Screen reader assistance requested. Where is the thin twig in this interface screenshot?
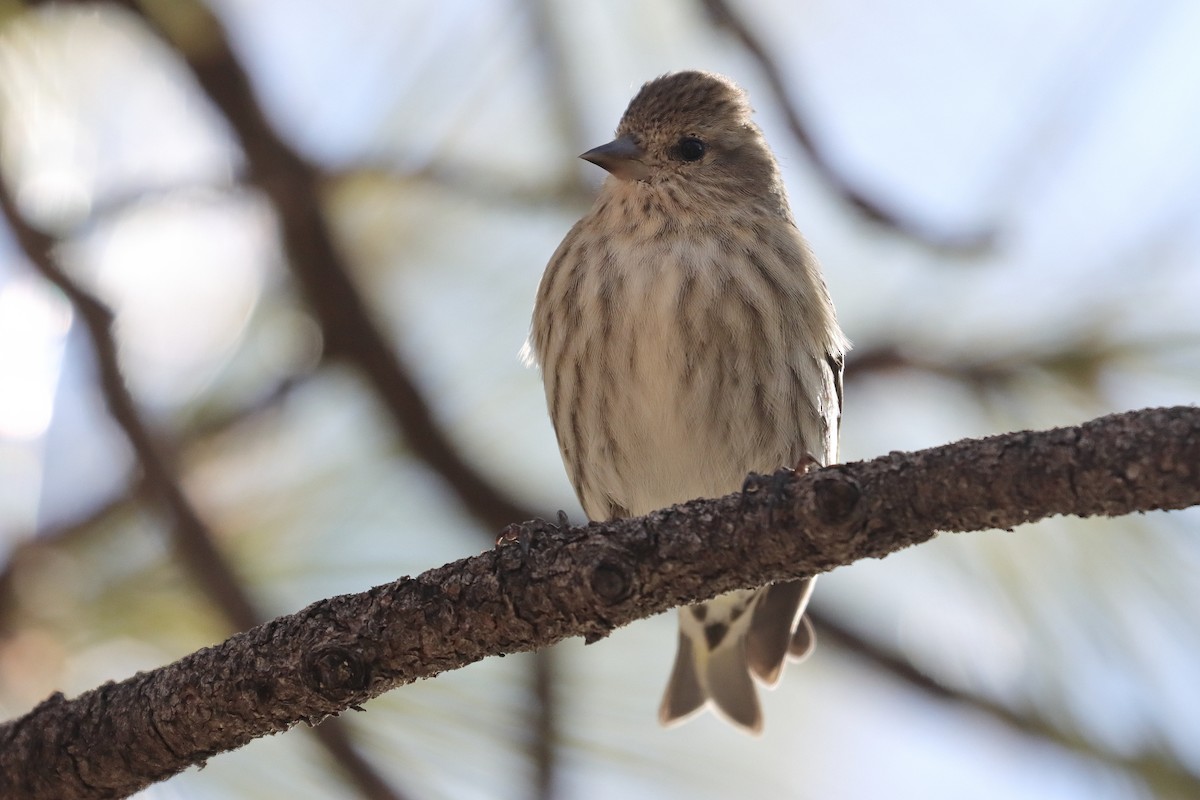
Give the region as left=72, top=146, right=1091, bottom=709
left=348, top=158, right=592, bottom=211
left=526, top=0, right=593, bottom=197
left=810, top=607, right=1199, bottom=796
left=700, top=0, right=995, bottom=254
left=0, top=367, right=316, bottom=632
left=844, top=336, right=1200, bottom=392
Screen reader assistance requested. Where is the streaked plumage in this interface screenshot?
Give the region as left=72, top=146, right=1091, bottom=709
left=525, top=71, right=847, bottom=733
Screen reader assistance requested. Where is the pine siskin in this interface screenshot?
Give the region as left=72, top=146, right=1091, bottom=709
left=524, top=70, right=848, bottom=733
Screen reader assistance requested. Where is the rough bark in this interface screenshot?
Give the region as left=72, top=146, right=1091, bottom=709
left=0, top=406, right=1196, bottom=800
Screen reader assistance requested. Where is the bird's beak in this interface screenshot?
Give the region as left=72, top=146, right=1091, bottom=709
left=580, top=135, right=649, bottom=182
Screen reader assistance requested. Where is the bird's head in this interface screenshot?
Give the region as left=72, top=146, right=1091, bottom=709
left=580, top=71, right=782, bottom=206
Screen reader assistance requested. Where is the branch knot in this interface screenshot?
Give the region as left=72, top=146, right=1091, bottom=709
left=811, top=470, right=864, bottom=529
left=304, top=644, right=371, bottom=704
left=590, top=560, right=632, bottom=605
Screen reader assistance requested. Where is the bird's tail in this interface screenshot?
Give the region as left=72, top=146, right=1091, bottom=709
left=658, top=578, right=816, bottom=734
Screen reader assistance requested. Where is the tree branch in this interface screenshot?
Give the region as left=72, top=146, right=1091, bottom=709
left=0, top=406, right=1195, bottom=799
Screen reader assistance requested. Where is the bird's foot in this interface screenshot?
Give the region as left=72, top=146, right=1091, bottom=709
left=793, top=452, right=822, bottom=475
left=760, top=454, right=822, bottom=525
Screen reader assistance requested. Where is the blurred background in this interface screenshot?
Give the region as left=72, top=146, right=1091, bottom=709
left=1, top=0, right=1199, bottom=798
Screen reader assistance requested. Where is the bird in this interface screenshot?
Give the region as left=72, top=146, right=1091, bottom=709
left=523, top=70, right=847, bottom=733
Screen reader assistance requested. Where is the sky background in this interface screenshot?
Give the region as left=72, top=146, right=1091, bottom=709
left=1, top=1, right=1199, bottom=798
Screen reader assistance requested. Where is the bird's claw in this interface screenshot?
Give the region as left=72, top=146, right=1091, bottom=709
left=495, top=511, right=572, bottom=557
left=794, top=452, right=822, bottom=475
left=495, top=523, right=532, bottom=555
left=764, top=469, right=795, bottom=526
left=740, top=470, right=765, bottom=511
left=762, top=453, right=824, bottom=524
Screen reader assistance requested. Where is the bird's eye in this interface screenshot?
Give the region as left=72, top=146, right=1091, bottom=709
left=676, top=137, right=706, bottom=162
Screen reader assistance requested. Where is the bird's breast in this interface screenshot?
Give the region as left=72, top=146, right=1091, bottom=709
left=567, top=223, right=803, bottom=517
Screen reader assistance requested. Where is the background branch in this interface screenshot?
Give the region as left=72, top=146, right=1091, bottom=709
left=87, top=3, right=567, bottom=795
left=27, top=0, right=555, bottom=794
left=0, top=123, right=406, bottom=800
left=814, top=614, right=1200, bottom=796
left=699, top=0, right=995, bottom=253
